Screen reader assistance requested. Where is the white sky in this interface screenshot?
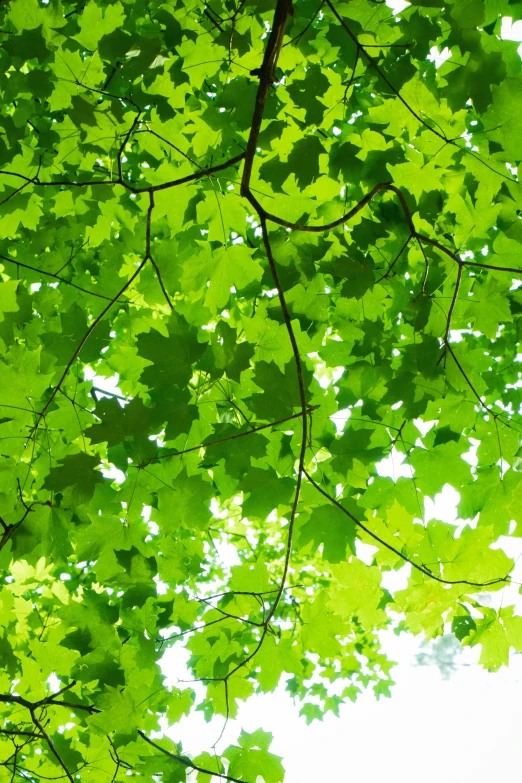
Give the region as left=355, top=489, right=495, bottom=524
left=158, top=468, right=522, bottom=783
left=161, top=635, right=522, bottom=783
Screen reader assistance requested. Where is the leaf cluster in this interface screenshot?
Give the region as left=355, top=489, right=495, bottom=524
left=1, top=0, right=522, bottom=780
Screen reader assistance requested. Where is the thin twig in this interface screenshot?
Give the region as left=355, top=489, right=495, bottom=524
left=138, top=731, right=247, bottom=783
left=303, top=468, right=510, bottom=588
left=137, top=406, right=318, bottom=467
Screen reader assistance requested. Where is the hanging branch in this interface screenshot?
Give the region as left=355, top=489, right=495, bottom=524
left=303, top=469, right=511, bottom=588
left=138, top=731, right=247, bottom=783
left=241, top=0, right=294, bottom=196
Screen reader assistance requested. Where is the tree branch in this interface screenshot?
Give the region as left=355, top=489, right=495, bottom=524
left=30, top=709, right=74, bottom=783
left=144, top=152, right=246, bottom=193
left=326, top=0, right=448, bottom=142
left=463, top=260, right=522, bottom=275
left=259, top=216, right=308, bottom=624
left=0, top=253, right=127, bottom=302
left=303, top=468, right=510, bottom=587
left=443, top=262, right=462, bottom=347
left=241, top=0, right=293, bottom=196
left=138, top=405, right=318, bottom=467
left=246, top=181, right=415, bottom=233
left=138, top=731, right=247, bottom=783
left=29, top=192, right=155, bottom=437
left=376, top=235, right=412, bottom=282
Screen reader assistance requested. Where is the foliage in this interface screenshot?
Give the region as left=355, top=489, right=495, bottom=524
left=1, top=0, right=522, bottom=779
left=415, top=633, right=464, bottom=679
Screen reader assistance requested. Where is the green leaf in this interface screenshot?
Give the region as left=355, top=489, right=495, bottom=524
left=298, top=504, right=357, bottom=563
left=224, top=736, right=285, bottom=783
left=409, top=441, right=472, bottom=496
left=181, top=245, right=263, bottom=315
left=43, top=453, right=103, bottom=502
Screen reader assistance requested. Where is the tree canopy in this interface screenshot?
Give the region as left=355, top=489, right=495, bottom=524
left=1, top=0, right=522, bottom=779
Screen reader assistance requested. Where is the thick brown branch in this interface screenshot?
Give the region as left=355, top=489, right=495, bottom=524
left=241, top=0, right=293, bottom=196
left=217, top=215, right=313, bottom=684
left=0, top=687, right=100, bottom=717
left=418, top=235, right=462, bottom=264
left=204, top=6, right=225, bottom=32
left=246, top=182, right=415, bottom=233
left=463, top=260, right=522, bottom=275
left=0, top=694, right=32, bottom=708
